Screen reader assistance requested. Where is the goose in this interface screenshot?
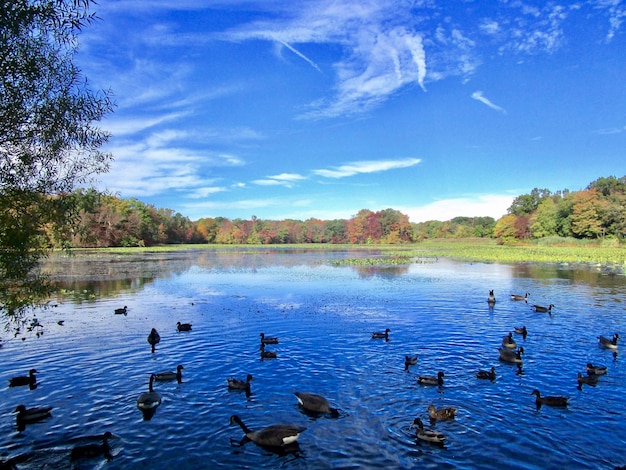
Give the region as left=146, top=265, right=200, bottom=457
left=411, top=418, right=445, bottom=445
left=427, top=404, right=457, bottom=421
left=229, top=415, right=306, bottom=448
left=502, top=332, right=517, bottom=349
left=514, top=326, right=528, bottom=339
left=577, top=372, right=599, bottom=387
left=70, top=431, right=117, bottom=461
left=114, top=306, right=127, bottom=315
left=476, top=366, right=496, bottom=381
left=531, top=389, right=569, bottom=407
left=260, top=344, right=277, bottom=359
left=531, top=304, right=554, bottom=313
left=154, top=364, right=184, bottom=383
left=9, top=369, right=37, bottom=388
left=499, top=347, right=524, bottom=364
left=371, top=328, right=390, bottom=340
left=511, top=293, right=530, bottom=301
left=404, top=355, right=418, bottom=371
left=295, top=392, right=339, bottom=417
left=487, top=290, right=496, bottom=304
left=260, top=333, right=279, bottom=345
left=227, top=374, right=253, bottom=391
left=586, top=363, right=607, bottom=375
left=418, top=371, right=444, bottom=386
left=177, top=322, right=192, bottom=332
left=147, top=328, right=160, bottom=352
left=598, top=333, right=619, bottom=350
left=13, top=404, right=52, bottom=425
left=137, top=374, right=161, bottom=411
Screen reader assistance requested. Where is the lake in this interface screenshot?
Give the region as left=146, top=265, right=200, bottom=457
left=1, top=247, right=624, bottom=469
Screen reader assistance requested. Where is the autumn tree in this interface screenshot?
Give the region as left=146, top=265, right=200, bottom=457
left=570, top=190, right=607, bottom=238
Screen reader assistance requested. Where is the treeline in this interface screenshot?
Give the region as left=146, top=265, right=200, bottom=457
left=54, top=175, right=625, bottom=248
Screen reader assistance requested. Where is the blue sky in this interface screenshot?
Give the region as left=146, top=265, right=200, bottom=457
left=77, top=1, right=626, bottom=223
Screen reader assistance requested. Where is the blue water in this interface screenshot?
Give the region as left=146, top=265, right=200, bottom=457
left=1, top=249, right=625, bottom=469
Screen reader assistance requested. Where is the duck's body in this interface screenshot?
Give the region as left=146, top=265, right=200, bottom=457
left=260, top=345, right=277, bottom=358
left=511, top=293, right=530, bottom=301
left=531, top=389, right=569, bottom=407
left=114, top=306, right=127, bottom=315
left=411, top=418, right=445, bottom=445
left=502, top=332, right=517, bottom=349
left=70, top=431, right=116, bottom=461
left=586, top=363, right=607, bottom=375
left=514, top=326, right=528, bottom=339
left=418, top=371, right=444, bottom=386
left=137, top=375, right=161, bottom=411
left=372, top=328, right=390, bottom=340
left=598, top=333, right=619, bottom=350
left=499, top=347, right=524, bottom=364
left=577, top=372, right=599, bottom=386
left=404, top=355, right=418, bottom=371
left=147, top=328, right=160, bottom=350
left=476, top=366, right=496, bottom=381
left=154, top=364, right=184, bottom=383
left=487, top=290, right=496, bottom=304
left=427, top=404, right=457, bottom=420
left=177, top=322, right=192, bottom=332
left=259, top=333, right=279, bottom=345
left=9, top=369, right=37, bottom=388
left=13, top=405, right=52, bottom=424
left=295, top=392, right=339, bottom=417
left=227, top=374, right=253, bottom=391
left=532, top=304, right=554, bottom=313
left=230, top=415, right=306, bottom=448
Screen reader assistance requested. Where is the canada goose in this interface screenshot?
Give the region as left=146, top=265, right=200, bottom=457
left=514, top=326, right=528, bottom=339
left=9, top=369, right=37, bottom=388
left=418, top=371, right=444, bottom=386
left=371, top=328, right=390, bottom=339
left=586, top=363, right=607, bottom=375
left=229, top=415, right=306, bottom=448
left=114, top=306, right=127, bottom=315
left=499, top=347, right=524, bottom=364
left=154, top=364, right=184, bottom=383
left=147, top=328, right=160, bottom=352
left=487, top=290, right=496, bottom=304
left=137, top=374, right=161, bottom=411
left=260, top=333, right=279, bottom=344
left=177, top=322, right=192, bottom=332
left=531, top=389, right=569, bottom=407
left=411, top=418, right=445, bottom=445
left=427, top=404, right=457, bottom=420
left=295, top=392, right=339, bottom=417
left=13, top=405, right=52, bottom=429
left=260, top=344, right=277, bottom=359
left=598, top=333, right=619, bottom=350
left=511, top=293, right=530, bottom=301
left=476, top=366, right=496, bottom=381
left=502, top=332, right=517, bottom=349
left=531, top=304, right=554, bottom=313
left=70, top=431, right=117, bottom=461
left=577, top=372, right=599, bottom=387
left=404, top=355, right=418, bottom=371
left=227, top=374, right=253, bottom=391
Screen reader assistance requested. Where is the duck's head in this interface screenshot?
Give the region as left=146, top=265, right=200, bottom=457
left=411, top=418, right=424, bottom=429
left=177, top=365, right=184, bottom=371
left=530, top=389, right=541, bottom=397
left=246, top=374, right=254, bottom=382
left=29, top=369, right=37, bottom=375
left=437, top=371, right=445, bottom=378
left=13, top=405, right=26, bottom=413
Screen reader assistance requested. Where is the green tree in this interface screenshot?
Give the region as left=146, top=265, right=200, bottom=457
left=531, top=198, right=559, bottom=238
left=1, top=0, right=114, bottom=323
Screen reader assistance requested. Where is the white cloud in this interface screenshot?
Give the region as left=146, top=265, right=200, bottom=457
left=471, top=91, right=506, bottom=113
left=397, top=194, right=514, bottom=223
left=314, top=158, right=421, bottom=178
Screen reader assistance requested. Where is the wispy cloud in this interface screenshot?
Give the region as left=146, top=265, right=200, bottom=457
left=313, top=157, right=421, bottom=178
left=471, top=91, right=506, bottom=113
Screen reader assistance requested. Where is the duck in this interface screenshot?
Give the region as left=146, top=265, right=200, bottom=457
left=9, top=369, right=37, bottom=388
left=260, top=344, right=277, bottom=359
left=577, top=372, right=599, bottom=387
left=229, top=415, right=306, bottom=448
left=176, top=322, right=192, bottom=332
left=531, top=389, right=569, bottom=407
left=586, top=363, right=607, bottom=375
left=511, top=292, right=530, bottom=301
left=259, top=333, right=279, bottom=345
left=70, top=431, right=117, bottom=461
left=427, top=404, right=457, bottom=420
left=598, top=333, right=619, bottom=350
left=487, top=290, right=496, bottom=304
left=531, top=304, right=554, bottom=313
left=137, top=374, right=161, bottom=411
left=13, top=404, right=52, bottom=425
left=502, top=332, right=517, bottom=349
left=476, top=366, right=496, bottom=381
left=114, top=306, right=127, bottom=315
left=404, top=355, right=418, bottom=371
left=514, top=326, right=528, bottom=339
left=418, top=371, right=444, bottom=386
left=295, top=392, right=339, bottom=417
left=147, top=328, right=160, bottom=352
left=499, top=347, right=524, bottom=364
left=154, top=364, right=184, bottom=383
left=371, top=328, right=390, bottom=340
left=227, top=374, right=253, bottom=391
left=411, top=418, right=445, bottom=445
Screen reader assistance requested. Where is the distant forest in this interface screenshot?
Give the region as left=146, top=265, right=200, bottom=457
left=53, top=175, right=626, bottom=248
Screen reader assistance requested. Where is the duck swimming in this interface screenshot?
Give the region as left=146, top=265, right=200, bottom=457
left=114, top=306, right=127, bottom=315
left=586, top=363, right=607, bottom=375
left=137, top=374, right=161, bottom=412
left=9, top=369, right=37, bottom=388
left=260, top=344, right=277, bottom=359
left=476, top=366, right=496, bottom=381
left=230, top=415, right=306, bottom=448
left=531, top=304, right=554, bottom=313
left=598, top=333, right=619, bottom=350
left=427, top=404, right=457, bottom=421
left=295, top=392, right=339, bottom=417
left=502, top=332, right=517, bottom=349
left=260, top=333, right=279, bottom=345
left=147, top=328, right=160, bottom=352
left=372, top=328, right=390, bottom=340
left=411, top=418, right=445, bottom=445
left=70, top=431, right=117, bottom=461
left=177, top=322, right=192, bottom=332
left=531, top=389, right=569, bottom=408
left=418, top=371, right=444, bottom=386
left=13, top=404, right=52, bottom=426
left=577, top=372, right=599, bottom=388
left=227, top=374, right=253, bottom=392
left=511, top=293, right=530, bottom=301
left=487, top=290, right=496, bottom=305
left=514, top=326, right=528, bottom=339
left=499, top=347, right=524, bottom=364
left=404, top=355, right=418, bottom=371
left=154, top=364, right=184, bottom=383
